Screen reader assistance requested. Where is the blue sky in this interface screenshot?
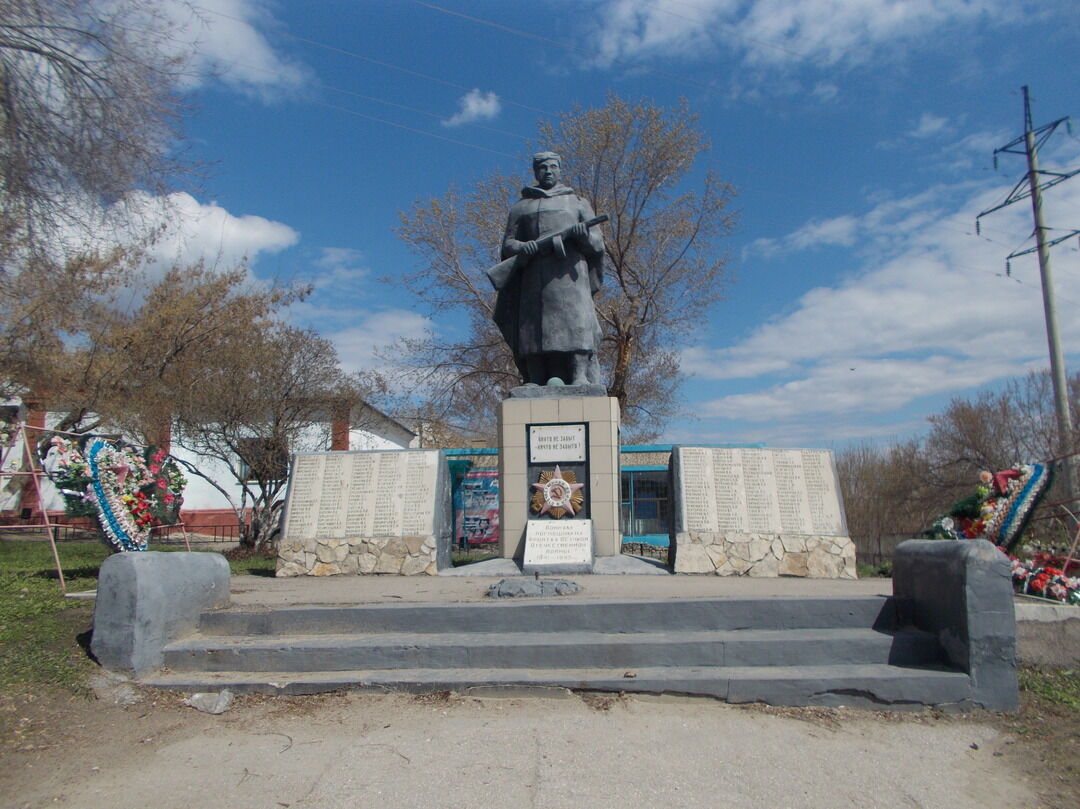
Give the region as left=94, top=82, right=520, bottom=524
left=135, top=0, right=1080, bottom=449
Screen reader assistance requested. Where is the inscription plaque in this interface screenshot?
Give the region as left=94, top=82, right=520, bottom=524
left=283, top=450, right=439, bottom=540
left=529, top=423, right=586, bottom=463
left=676, top=447, right=846, bottom=536
left=523, top=518, right=593, bottom=573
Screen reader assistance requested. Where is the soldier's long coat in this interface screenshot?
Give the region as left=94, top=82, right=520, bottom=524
left=494, top=184, right=604, bottom=369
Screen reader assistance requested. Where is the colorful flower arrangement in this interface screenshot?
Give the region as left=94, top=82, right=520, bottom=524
left=47, top=436, right=186, bottom=552
left=924, top=463, right=1053, bottom=553
left=1010, top=553, right=1080, bottom=605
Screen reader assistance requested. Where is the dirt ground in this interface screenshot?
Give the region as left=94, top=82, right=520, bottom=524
left=1, top=678, right=1076, bottom=809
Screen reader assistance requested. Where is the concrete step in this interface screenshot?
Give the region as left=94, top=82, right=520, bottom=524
left=163, top=627, right=941, bottom=673
left=142, top=663, right=972, bottom=708
left=198, top=596, right=900, bottom=636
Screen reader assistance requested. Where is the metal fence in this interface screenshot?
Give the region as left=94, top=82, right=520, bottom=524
left=156, top=524, right=239, bottom=544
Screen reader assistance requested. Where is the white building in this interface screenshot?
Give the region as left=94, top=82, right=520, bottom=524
left=0, top=397, right=417, bottom=534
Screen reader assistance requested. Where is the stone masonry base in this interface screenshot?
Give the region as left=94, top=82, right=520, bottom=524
left=671, top=532, right=856, bottom=578
left=276, top=535, right=439, bottom=577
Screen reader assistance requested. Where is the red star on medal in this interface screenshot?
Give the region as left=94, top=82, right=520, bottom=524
left=531, top=464, right=586, bottom=517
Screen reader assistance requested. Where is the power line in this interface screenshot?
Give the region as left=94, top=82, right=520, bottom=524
left=306, top=99, right=518, bottom=160
left=226, top=58, right=532, bottom=144
left=410, top=0, right=717, bottom=91
left=192, top=2, right=1080, bottom=277
left=191, top=3, right=553, bottom=117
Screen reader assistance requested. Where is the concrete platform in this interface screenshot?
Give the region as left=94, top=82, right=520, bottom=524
left=92, top=544, right=1041, bottom=710
left=226, top=570, right=893, bottom=607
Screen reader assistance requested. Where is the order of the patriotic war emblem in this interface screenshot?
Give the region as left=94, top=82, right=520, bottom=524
left=530, top=464, right=585, bottom=519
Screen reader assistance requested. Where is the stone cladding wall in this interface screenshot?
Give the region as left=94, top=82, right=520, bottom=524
left=276, top=535, right=438, bottom=577
left=671, top=532, right=856, bottom=578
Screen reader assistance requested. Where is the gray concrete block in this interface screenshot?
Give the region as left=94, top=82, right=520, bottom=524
left=92, top=551, right=231, bottom=675
left=487, top=578, right=583, bottom=598
left=893, top=539, right=1017, bottom=710
left=198, top=596, right=893, bottom=637
left=163, top=626, right=940, bottom=674
left=1017, top=617, right=1080, bottom=666
left=509, top=383, right=607, bottom=399
left=439, top=557, right=524, bottom=577
left=591, top=555, right=669, bottom=574
left=724, top=664, right=972, bottom=708
left=522, top=561, right=593, bottom=576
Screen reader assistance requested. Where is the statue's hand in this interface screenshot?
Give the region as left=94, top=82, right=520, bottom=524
left=520, top=240, right=538, bottom=257
left=569, top=222, right=588, bottom=243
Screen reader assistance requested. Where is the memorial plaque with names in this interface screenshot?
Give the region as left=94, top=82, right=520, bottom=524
left=523, top=518, right=593, bottom=573
left=529, top=423, right=587, bottom=464
left=676, top=447, right=846, bottom=536
left=283, top=450, right=440, bottom=540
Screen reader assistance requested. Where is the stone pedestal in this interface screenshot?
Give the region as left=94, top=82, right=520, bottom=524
left=498, top=396, right=621, bottom=561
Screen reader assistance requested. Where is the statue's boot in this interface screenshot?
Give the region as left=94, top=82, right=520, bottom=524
left=570, top=352, right=591, bottom=386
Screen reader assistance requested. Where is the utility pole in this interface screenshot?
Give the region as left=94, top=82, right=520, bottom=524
left=977, top=87, right=1080, bottom=509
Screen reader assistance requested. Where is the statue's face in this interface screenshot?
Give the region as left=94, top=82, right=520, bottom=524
left=534, top=159, right=561, bottom=189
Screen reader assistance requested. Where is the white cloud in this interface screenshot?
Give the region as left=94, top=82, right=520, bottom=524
left=690, top=142, right=1080, bottom=426
left=329, top=310, right=433, bottom=372
left=591, top=0, right=737, bottom=67
left=747, top=185, right=972, bottom=259
left=700, top=356, right=1025, bottom=422
left=442, top=89, right=501, bottom=127
left=586, top=0, right=1025, bottom=70
left=116, top=0, right=310, bottom=98
left=811, top=82, right=839, bottom=103
left=136, top=191, right=299, bottom=272
left=909, top=113, right=950, bottom=139
left=739, top=0, right=1010, bottom=68
left=311, top=247, right=369, bottom=289
left=750, top=214, right=859, bottom=257
left=682, top=345, right=792, bottom=380
left=665, top=417, right=935, bottom=448
left=936, top=129, right=1010, bottom=172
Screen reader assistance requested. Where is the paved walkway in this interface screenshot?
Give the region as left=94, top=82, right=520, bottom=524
left=5, top=689, right=1037, bottom=809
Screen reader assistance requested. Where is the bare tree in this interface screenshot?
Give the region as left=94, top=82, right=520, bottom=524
left=395, top=94, right=737, bottom=440
left=10, top=264, right=305, bottom=452
left=837, top=370, right=1080, bottom=556
left=926, top=371, right=1080, bottom=486
left=543, top=95, right=737, bottom=423
left=170, top=322, right=370, bottom=549
left=835, top=440, right=942, bottom=563
left=0, top=0, right=194, bottom=395
left=0, top=0, right=189, bottom=257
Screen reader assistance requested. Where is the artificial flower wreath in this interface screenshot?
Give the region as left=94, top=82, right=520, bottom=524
left=924, top=463, right=1052, bottom=553
left=47, top=436, right=186, bottom=552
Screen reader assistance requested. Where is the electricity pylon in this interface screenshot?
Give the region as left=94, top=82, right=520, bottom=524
left=976, top=86, right=1080, bottom=510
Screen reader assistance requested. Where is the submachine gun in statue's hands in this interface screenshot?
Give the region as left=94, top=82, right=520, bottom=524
left=484, top=214, right=608, bottom=291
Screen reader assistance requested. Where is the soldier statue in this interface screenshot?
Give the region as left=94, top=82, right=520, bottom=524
left=488, top=152, right=606, bottom=389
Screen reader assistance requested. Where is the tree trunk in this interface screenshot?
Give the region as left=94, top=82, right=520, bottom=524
left=608, top=327, right=636, bottom=415
left=238, top=487, right=255, bottom=549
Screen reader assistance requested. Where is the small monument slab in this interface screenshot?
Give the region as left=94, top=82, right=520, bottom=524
left=523, top=518, right=593, bottom=575
left=529, top=423, right=586, bottom=463
left=670, top=446, right=856, bottom=578
left=276, top=449, right=452, bottom=577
